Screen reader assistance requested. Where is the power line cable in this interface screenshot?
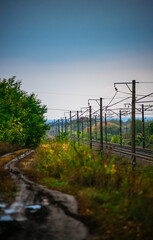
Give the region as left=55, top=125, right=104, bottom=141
left=136, top=93, right=153, bottom=102
left=117, top=90, right=132, bottom=95
left=106, top=91, right=118, bottom=108
left=28, top=91, right=102, bottom=97
left=107, top=96, right=131, bottom=108
left=48, top=108, right=76, bottom=111
left=138, top=82, right=153, bottom=83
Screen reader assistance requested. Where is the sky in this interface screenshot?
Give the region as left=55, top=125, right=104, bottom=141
left=0, top=0, right=153, bottom=119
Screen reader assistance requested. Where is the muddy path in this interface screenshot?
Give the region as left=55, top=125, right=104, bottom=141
left=0, top=151, right=89, bottom=240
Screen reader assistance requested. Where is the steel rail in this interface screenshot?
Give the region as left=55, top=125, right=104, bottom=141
left=83, top=139, right=153, bottom=162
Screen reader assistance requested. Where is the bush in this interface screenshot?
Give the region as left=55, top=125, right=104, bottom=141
left=111, top=135, right=120, bottom=143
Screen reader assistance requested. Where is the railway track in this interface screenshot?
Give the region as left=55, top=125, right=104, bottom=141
left=82, top=139, right=153, bottom=164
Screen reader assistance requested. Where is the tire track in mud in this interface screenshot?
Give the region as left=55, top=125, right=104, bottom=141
left=0, top=151, right=89, bottom=240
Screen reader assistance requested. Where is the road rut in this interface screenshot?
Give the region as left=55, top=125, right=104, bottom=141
left=0, top=151, right=88, bottom=240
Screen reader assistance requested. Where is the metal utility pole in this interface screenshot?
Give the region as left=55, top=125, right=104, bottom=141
left=77, top=111, right=80, bottom=142
left=89, top=106, right=92, bottom=149
left=131, top=80, right=136, bottom=169
left=53, top=120, right=55, bottom=136
left=100, top=97, right=103, bottom=151
left=53, top=121, right=54, bottom=136
left=95, top=115, right=97, bottom=142
left=142, top=104, right=145, bottom=149
left=114, top=80, right=138, bottom=169
left=70, top=111, right=72, bottom=139
left=55, top=120, right=57, bottom=135
left=58, top=119, right=60, bottom=135
left=119, top=110, right=122, bottom=146
left=87, top=118, right=89, bottom=139
left=81, top=118, right=84, bottom=139
left=61, top=119, right=63, bottom=134
left=65, top=117, right=67, bottom=134
left=105, top=113, right=107, bottom=144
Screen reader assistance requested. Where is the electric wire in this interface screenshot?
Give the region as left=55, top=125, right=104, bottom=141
left=117, top=90, right=132, bottom=95
left=105, top=91, right=118, bottom=108
left=138, top=82, right=153, bottom=83
left=50, top=83, right=153, bottom=121
left=136, top=93, right=153, bottom=102
left=80, top=109, right=89, bottom=117
left=48, top=108, right=76, bottom=111
left=106, top=96, right=131, bottom=108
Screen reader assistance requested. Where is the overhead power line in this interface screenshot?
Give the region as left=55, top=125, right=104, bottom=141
left=106, top=91, right=118, bottom=108
left=138, top=82, right=153, bottom=83
left=48, top=108, right=76, bottom=111
left=28, top=91, right=101, bottom=97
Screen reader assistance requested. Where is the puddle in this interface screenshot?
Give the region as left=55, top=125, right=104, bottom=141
left=0, top=204, right=6, bottom=208
left=25, top=205, right=41, bottom=210
left=0, top=205, right=42, bottom=222
left=4, top=209, right=15, bottom=214
left=25, top=204, right=42, bottom=213
left=0, top=215, right=13, bottom=221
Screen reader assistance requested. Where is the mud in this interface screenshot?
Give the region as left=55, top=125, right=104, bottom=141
left=0, top=151, right=88, bottom=240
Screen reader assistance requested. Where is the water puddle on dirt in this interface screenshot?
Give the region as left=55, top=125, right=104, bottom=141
left=0, top=204, right=43, bottom=222
left=4, top=209, right=15, bottom=214
left=0, top=204, right=6, bottom=209
left=0, top=215, right=13, bottom=221
left=25, top=204, right=41, bottom=210
left=25, top=204, right=42, bottom=213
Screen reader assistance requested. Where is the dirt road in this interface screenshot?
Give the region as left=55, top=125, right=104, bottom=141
left=0, top=151, right=88, bottom=240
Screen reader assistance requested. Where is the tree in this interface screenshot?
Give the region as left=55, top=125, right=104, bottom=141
left=0, top=76, right=49, bottom=148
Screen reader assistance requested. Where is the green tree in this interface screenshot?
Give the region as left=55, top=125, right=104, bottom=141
left=0, top=76, right=49, bottom=148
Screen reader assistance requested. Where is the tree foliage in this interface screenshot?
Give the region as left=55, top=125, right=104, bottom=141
left=0, top=76, right=49, bottom=148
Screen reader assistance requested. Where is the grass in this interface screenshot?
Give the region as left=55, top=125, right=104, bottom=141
left=18, top=137, right=153, bottom=240
left=0, top=148, right=29, bottom=201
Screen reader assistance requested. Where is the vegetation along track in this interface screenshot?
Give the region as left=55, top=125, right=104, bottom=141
left=0, top=151, right=88, bottom=240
